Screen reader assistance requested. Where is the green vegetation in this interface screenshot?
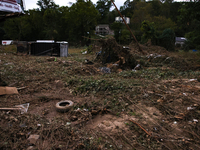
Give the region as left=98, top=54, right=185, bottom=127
left=1, top=45, right=200, bottom=149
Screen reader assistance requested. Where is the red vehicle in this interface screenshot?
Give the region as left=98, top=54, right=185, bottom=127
left=0, top=0, right=24, bottom=20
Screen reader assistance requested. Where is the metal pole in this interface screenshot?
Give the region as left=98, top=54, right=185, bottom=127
left=110, top=0, right=145, bottom=54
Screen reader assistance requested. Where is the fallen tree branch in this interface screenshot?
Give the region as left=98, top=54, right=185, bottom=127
left=0, top=108, right=21, bottom=111
left=128, top=119, right=151, bottom=136
left=110, top=0, right=146, bottom=54
left=17, top=87, right=27, bottom=90
left=184, top=129, right=200, bottom=140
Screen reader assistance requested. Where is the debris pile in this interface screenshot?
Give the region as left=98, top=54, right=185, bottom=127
left=0, top=43, right=200, bottom=149
left=95, top=37, right=137, bottom=69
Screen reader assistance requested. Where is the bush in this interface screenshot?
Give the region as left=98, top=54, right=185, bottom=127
left=158, top=28, right=175, bottom=51
left=185, top=31, right=200, bottom=51
left=140, top=21, right=157, bottom=44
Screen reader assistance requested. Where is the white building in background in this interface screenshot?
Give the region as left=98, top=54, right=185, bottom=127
left=175, top=37, right=187, bottom=47
left=115, top=16, right=130, bottom=24
left=95, top=24, right=114, bottom=35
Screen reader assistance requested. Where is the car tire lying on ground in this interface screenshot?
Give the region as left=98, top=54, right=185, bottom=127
left=56, top=100, right=74, bottom=113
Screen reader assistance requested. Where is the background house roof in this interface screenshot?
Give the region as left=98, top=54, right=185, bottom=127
left=176, top=37, right=186, bottom=42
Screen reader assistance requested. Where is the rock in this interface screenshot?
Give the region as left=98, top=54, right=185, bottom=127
left=55, top=80, right=64, bottom=89
left=27, top=146, right=35, bottom=150
left=28, top=134, right=40, bottom=145
left=71, top=116, right=78, bottom=121
left=153, top=113, right=158, bottom=116
left=91, top=110, right=98, bottom=115
left=10, top=116, right=18, bottom=122
left=46, top=57, right=55, bottom=61
left=117, top=69, right=123, bottom=73
left=98, top=67, right=111, bottom=74
left=85, top=59, right=94, bottom=65
left=133, top=64, right=141, bottom=70
left=157, top=99, right=163, bottom=103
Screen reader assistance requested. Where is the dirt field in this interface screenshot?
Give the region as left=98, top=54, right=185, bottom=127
left=0, top=42, right=200, bottom=150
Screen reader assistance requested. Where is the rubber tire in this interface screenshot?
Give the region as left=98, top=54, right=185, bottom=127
left=56, top=100, right=74, bottom=113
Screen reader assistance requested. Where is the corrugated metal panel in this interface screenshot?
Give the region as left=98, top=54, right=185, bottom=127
left=60, top=43, right=68, bottom=57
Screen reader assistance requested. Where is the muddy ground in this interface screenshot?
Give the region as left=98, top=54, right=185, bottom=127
left=0, top=42, right=200, bottom=150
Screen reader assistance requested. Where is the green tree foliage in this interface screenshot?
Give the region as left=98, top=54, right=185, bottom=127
left=0, top=27, right=5, bottom=41
left=4, top=0, right=59, bottom=41
left=37, top=0, right=58, bottom=11
left=127, top=0, right=177, bottom=50
left=131, top=1, right=153, bottom=30
left=130, top=1, right=176, bottom=32
left=107, top=9, right=119, bottom=24
left=4, top=18, right=21, bottom=40
left=152, top=16, right=176, bottom=34
left=96, top=0, right=113, bottom=23
left=119, top=29, right=131, bottom=45
left=178, top=1, right=200, bottom=50
left=36, top=0, right=60, bottom=40
left=64, top=0, right=99, bottom=44
left=120, top=0, right=138, bottom=17
left=56, top=6, right=70, bottom=41
left=140, top=20, right=157, bottom=44
left=3, top=0, right=98, bottom=44
left=158, top=28, right=175, bottom=51
left=141, top=20, right=175, bottom=51
left=43, top=8, right=60, bottom=40
left=169, top=2, right=182, bottom=23
left=110, top=22, right=123, bottom=43
left=4, top=16, right=32, bottom=40
left=150, top=0, right=162, bottom=17
left=27, top=10, right=45, bottom=40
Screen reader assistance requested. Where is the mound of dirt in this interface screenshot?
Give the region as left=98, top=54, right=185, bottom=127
left=93, top=37, right=172, bottom=70
left=129, top=41, right=169, bottom=56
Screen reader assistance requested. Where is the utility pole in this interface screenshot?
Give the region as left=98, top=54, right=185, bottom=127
left=110, top=0, right=146, bottom=54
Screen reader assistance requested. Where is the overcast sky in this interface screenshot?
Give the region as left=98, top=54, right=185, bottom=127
left=24, top=0, right=124, bottom=10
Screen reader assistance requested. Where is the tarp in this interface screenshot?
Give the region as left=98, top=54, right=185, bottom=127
left=0, top=0, right=23, bottom=13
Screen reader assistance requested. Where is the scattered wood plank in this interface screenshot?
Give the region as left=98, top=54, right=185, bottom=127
left=0, top=87, right=18, bottom=95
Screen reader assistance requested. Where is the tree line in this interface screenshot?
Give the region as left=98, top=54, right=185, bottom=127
left=0, top=0, right=199, bottom=50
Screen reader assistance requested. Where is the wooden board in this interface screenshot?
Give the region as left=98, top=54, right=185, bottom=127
left=0, top=87, right=19, bottom=95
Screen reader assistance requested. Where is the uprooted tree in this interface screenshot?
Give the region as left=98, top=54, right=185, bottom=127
left=95, top=37, right=137, bottom=69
